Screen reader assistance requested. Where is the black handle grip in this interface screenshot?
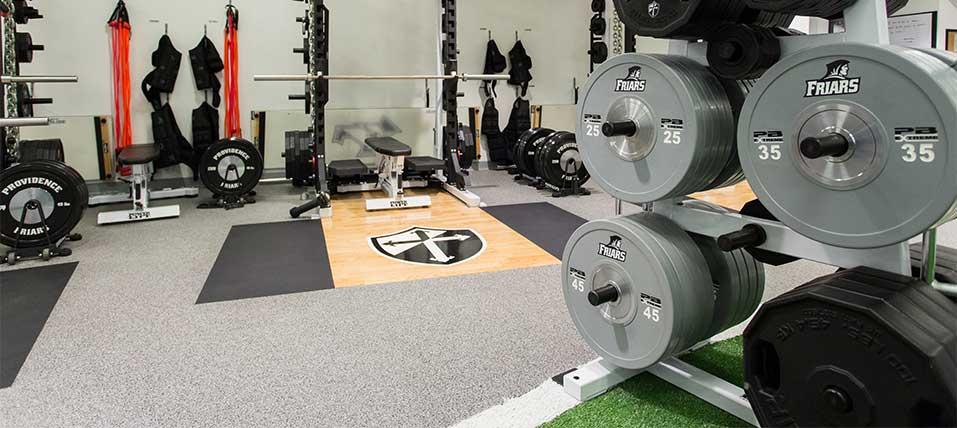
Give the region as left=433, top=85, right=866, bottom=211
left=717, top=224, right=767, bottom=252
left=23, top=97, right=53, bottom=105
left=290, top=199, right=322, bottom=219
left=602, top=121, right=637, bottom=137
left=288, top=94, right=307, bottom=101
left=800, top=133, right=849, bottom=159
left=588, top=284, right=620, bottom=306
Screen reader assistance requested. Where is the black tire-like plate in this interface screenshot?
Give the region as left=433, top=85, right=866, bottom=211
left=539, top=132, right=590, bottom=189
left=523, top=129, right=556, bottom=178
left=515, top=128, right=554, bottom=176
left=744, top=268, right=956, bottom=427
left=0, top=161, right=85, bottom=248
left=199, top=138, right=264, bottom=197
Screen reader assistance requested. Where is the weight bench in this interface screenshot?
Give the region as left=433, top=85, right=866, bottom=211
left=97, top=144, right=181, bottom=225
left=364, top=137, right=431, bottom=211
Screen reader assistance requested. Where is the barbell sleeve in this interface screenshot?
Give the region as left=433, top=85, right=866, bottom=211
left=1, top=75, right=79, bottom=84
left=254, top=74, right=321, bottom=82
left=459, top=74, right=511, bottom=81
left=0, top=117, right=51, bottom=127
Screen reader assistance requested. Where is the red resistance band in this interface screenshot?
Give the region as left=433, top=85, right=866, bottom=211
left=108, top=1, right=133, bottom=175
left=223, top=5, right=241, bottom=139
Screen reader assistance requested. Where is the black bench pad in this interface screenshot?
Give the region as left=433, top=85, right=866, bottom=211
left=118, top=144, right=160, bottom=166
left=405, top=156, right=445, bottom=173
left=328, top=159, right=370, bottom=177
left=365, top=137, right=412, bottom=157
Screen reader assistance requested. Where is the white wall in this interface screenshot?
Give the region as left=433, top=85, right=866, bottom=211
left=458, top=1, right=590, bottom=109
left=15, top=0, right=592, bottom=175
left=937, top=0, right=956, bottom=49
left=893, top=0, right=955, bottom=48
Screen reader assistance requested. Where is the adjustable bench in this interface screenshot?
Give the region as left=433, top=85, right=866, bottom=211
left=404, top=156, right=446, bottom=178
left=97, top=144, right=182, bottom=225
left=364, top=137, right=432, bottom=211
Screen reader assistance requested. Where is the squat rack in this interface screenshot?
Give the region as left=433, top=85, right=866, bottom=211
left=256, top=0, right=509, bottom=218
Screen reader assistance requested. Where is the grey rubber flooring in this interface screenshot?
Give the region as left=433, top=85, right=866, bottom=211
left=1, top=170, right=951, bottom=427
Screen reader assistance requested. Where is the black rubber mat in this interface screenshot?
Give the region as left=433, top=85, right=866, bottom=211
left=1, top=262, right=77, bottom=389
left=482, top=203, right=587, bottom=259
left=196, top=221, right=334, bottom=304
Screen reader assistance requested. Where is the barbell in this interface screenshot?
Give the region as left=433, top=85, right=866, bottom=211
left=254, top=72, right=510, bottom=82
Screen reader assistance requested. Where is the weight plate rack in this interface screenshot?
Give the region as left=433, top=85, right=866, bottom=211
left=560, top=1, right=957, bottom=426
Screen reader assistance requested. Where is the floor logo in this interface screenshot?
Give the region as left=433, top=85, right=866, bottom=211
left=369, top=226, right=486, bottom=266
left=804, top=59, right=860, bottom=97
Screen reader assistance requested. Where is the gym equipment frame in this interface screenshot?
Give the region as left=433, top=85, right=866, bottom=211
left=256, top=0, right=509, bottom=217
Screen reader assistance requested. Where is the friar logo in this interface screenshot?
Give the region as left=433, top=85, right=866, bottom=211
left=369, top=226, right=486, bottom=267
left=647, top=1, right=661, bottom=18
left=598, top=236, right=627, bottom=262
left=804, top=60, right=861, bottom=97
left=615, top=66, right=647, bottom=92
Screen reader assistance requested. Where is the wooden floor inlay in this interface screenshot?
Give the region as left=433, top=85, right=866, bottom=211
left=323, top=190, right=558, bottom=288
left=692, top=182, right=756, bottom=211
left=323, top=182, right=758, bottom=288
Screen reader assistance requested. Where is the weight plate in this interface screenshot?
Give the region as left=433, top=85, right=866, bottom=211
left=746, top=10, right=796, bottom=28
left=516, top=128, right=554, bottom=176
left=578, top=54, right=737, bottom=204
left=589, top=42, right=609, bottom=64
left=887, top=0, right=910, bottom=15
left=707, top=79, right=756, bottom=189
left=639, top=213, right=715, bottom=345
left=613, top=0, right=748, bottom=39
left=38, top=160, right=89, bottom=207
left=458, top=127, right=477, bottom=170
left=562, top=213, right=714, bottom=370
left=683, top=200, right=766, bottom=335
left=590, top=15, right=607, bottom=36
left=663, top=54, right=735, bottom=195
left=534, top=132, right=555, bottom=181
left=707, top=24, right=781, bottom=80
left=15, top=32, right=37, bottom=64
left=199, top=138, right=264, bottom=197
left=745, top=0, right=855, bottom=17
left=539, top=132, right=590, bottom=189
left=0, top=161, right=85, bottom=248
left=822, top=0, right=913, bottom=19
left=739, top=44, right=957, bottom=249
left=692, top=232, right=766, bottom=338
left=16, top=83, right=34, bottom=118
left=744, top=268, right=957, bottom=427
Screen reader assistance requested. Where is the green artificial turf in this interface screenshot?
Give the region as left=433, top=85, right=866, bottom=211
left=542, top=337, right=749, bottom=428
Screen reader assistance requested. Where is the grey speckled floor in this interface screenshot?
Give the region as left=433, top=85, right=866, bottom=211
left=2, top=170, right=953, bottom=427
